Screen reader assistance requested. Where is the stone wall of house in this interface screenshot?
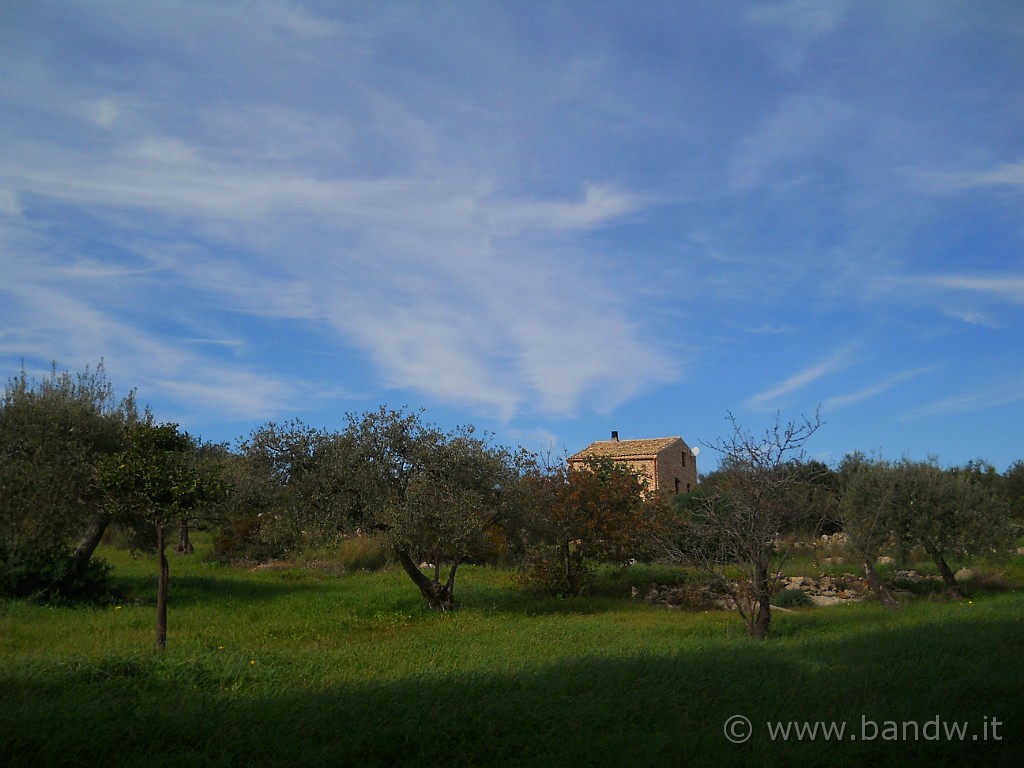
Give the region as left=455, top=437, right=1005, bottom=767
left=617, top=457, right=658, bottom=495
left=653, top=439, right=698, bottom=497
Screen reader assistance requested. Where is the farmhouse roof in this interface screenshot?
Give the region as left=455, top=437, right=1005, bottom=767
left=569, top=436, right=684, bottom=461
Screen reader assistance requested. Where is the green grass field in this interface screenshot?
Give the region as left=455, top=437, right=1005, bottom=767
left=2, top=537, right=1022, bottom=767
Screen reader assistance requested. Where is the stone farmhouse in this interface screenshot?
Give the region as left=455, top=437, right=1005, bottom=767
left=567, top=432, right=699, bottom=499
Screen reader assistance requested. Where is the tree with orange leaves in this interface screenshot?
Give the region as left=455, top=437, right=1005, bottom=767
left=523, top=456, right=655, bottom=596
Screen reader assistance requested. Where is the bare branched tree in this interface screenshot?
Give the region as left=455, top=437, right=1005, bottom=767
left=659, top=410, right=825, bottom=640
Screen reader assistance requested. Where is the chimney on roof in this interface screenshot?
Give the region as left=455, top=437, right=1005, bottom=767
left=611, top=431, right=619, bottom=441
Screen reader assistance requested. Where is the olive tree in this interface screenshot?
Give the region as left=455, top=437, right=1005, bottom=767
left=349, top=407, right=522, bottom=611
left=890, top=458, right=1012, bottom=598
left=835, top=453, right=900, bottom=609
left=98, top=423, right=224, bottom=649
left=215, top=419, right=379, bottom=562
left=1004, top=460, right=1024, bottom=523
left=229, top=419, right=328, bottom=556
left=0, top=362, right=141, bottom=600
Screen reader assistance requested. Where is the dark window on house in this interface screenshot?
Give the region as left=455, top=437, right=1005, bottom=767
left=681, top=451, right=686, bottom=467
left=674, top=477, right=680, bottom=494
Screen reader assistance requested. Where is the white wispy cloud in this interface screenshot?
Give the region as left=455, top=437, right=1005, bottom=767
left=91, top=99, right=118, bottom=129
left=152, top=369, right=323, bottom=429
left=944, top=309, right=1000, bottom=329
left=923, top=275, right=1024, bottom=304
left=1, top=83, right=671, bottom=424
left=0, top=190, right=24, bottom=216
left=823, top=367, right=931, bottom=411
left=729, top=91, right=858, bottom=191
left=745, top=323, right=790, bottom=336
left=869, top=271, right=1024, bottom=308
left=905, top=376, right=1024, bottom=419
left=743, top=0, right=851, bottom=74
left=920, top=161, right=1024, bottom=190
left=745, top=346, right=858, bottom=411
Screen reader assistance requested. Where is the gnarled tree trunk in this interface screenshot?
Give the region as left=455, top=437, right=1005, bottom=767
left=928, top=547, right=964, bottom=599
left=395, top=547, right=458, bottom=611
left=72, top=512, right=111, bottom=572
left=863, top=560, right=900, bottom=609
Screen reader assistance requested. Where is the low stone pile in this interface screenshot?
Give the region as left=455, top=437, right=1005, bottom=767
left=636, top=583, right=724, bottom=610
left=782, top=574, right=868, bottom=605
left=640, top=572, right=871, bottom=610
left=890, top=569, right=931, bottom=585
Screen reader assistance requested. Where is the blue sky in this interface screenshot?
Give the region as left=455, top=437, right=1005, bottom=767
left=2, top=1, right=1023, bottom=472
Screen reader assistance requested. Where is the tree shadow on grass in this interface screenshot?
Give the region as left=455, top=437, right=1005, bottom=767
left=2, top=607, right=1021, bottom=768
left=465, top=587, right=655, bottom=617
left=113, top=572, right=342, bottom=608
left=454, top=568, right=679, bottom=618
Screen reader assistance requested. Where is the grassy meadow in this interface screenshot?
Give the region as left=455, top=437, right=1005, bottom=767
left=2, top=536, right=1022, bottom=767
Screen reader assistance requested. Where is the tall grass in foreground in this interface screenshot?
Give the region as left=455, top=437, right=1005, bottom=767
left=1, top=539, right=1022, bottom=767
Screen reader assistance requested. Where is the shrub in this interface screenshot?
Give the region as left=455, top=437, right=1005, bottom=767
left=332, top=535, right=392, bottom=572
left=0, top=546, right=113, bottom=604
left=211, top=514, right=284, bottom=565
left=282, top=536, right=395, bottom=575
left=516, top=544, right=593, bottom=597
left=959, top=570, right=1014, bottom=594
left=102, top=522, right=158, bottom=553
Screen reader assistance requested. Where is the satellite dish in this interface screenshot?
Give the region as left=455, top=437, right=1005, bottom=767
left=691, top=446, right=700, bottom=457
